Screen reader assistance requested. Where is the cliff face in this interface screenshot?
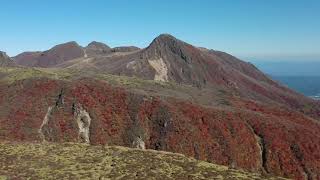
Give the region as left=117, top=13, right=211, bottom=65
left=0, top=77, right=319, bottom=179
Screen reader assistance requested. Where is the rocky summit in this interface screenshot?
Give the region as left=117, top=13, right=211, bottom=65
left=0, top=34, right=320, bottom=180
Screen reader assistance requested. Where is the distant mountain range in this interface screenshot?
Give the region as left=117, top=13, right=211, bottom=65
left=0, top=34, right=320, bottom=179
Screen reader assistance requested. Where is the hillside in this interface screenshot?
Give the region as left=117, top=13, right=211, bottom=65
left=84, top=41, right=112, bottom=57
left=1, top=34, right=320, bottom=179
left=13, top=42, right=85, bottom=67
left=0, top=142, right=287, bottom=180
left=14, top=35, right=318, bottom=113
left=0, top=67, right=319, bottom=179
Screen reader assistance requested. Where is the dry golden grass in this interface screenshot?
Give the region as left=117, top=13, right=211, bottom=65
left=0, top=142, right=288, bottom=180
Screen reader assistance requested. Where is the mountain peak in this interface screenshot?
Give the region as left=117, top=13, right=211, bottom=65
left=48, top=41, right=82, bottom=52
left=54, top=41, right=80, bottom=48
left=155, top=33, right=176, bottom=40
left=151, top=34, right=180, bottom=45
left=13, top=41, right=85, bottom=67
left=87, top=41, right=110, bottom=49
left=147, top=34, right=188, bottom=54
left=85, top=41, right=111, bottom=56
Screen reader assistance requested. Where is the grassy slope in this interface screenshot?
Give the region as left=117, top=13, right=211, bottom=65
left=0, top=142, right=287, bottom=180
left=0, top=67, right=230, bottom=107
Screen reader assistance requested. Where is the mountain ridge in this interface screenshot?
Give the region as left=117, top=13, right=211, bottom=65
left=13, top=41, right=85, bottom=67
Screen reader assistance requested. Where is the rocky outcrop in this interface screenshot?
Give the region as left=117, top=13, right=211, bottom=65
left=148, top=58, right=168, bottom=82
left=0, top=51, right=16, bottom=67
left=73, top=103, right=92, bottom=143
left=38, top=106, right=54, bottom=142
left=132, top=136, right=145, bottom=150
left=38, top=88, right=92, bottom=144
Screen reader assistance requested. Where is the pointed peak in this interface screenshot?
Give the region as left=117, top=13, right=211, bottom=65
left=146, top=34, right=195, bottom=55
left=148, top=34, right=186, bottom=50
left=153, top=34, right=179, bottom=43
left=157, top=33, right=176, bottom=39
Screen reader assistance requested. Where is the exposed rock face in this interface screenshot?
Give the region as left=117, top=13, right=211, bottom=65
left=0, top=51, right=16, bottom=67
left=38, top=106, right=54, bottom=142
left=142, top=34, right=273, bottom=87
left=148, top=58, right=168, bottom=82
left=73, top=103, right=92, bottom=143
left=132, top=136, right=146, bottom=150
left=142, top=34, right=204, bottom=85
left=14, top=42, right=85, bottom=67
left=85, top=41, right=111, bottom=56
left=38, top=89, right=92, bottom=144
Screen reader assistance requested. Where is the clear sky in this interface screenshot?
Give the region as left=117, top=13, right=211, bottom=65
left=0, top=0, right=319, bottom=61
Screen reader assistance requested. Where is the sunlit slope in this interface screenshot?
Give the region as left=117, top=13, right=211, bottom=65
left=0, top=142, right=287, bottom=180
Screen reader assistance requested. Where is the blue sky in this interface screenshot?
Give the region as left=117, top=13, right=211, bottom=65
left=0, top=0, right=319, bottom=61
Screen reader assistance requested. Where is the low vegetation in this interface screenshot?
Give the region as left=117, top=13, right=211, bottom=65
left=0, top=142, right=287, bottom=179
